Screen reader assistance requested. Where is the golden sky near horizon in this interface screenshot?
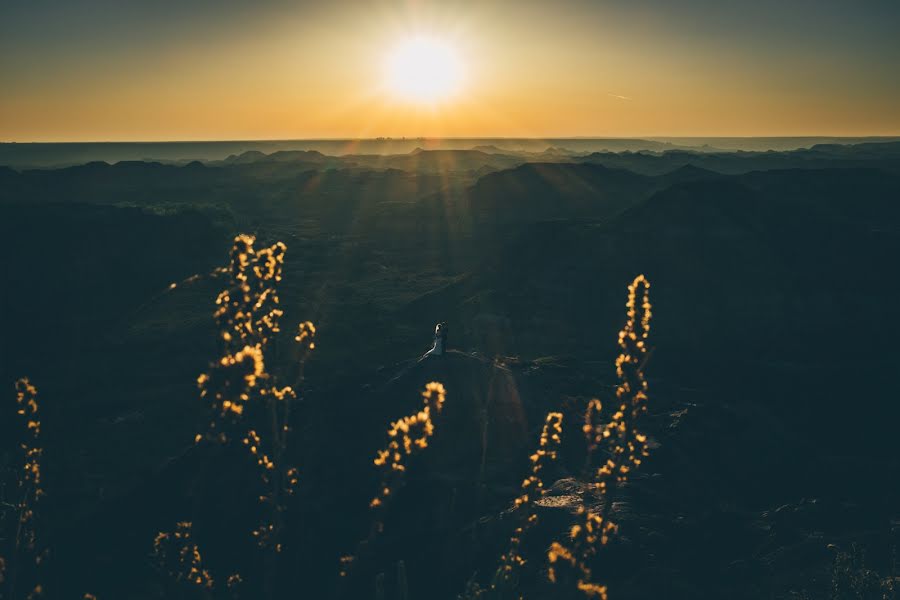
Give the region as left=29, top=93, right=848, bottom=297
left=1, top=0, right=899, bottom=141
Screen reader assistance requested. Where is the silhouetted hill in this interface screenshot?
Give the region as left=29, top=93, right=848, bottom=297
left=804, top=140, right=900, bottom=158
left=224, top=149, right=330, bottom=164
left=469, top=145, right=507, bottom=154
left=378, top=149, right=523, bottom=173
left=404, top=166, right=900, bottom=456
left=581, top=141, right=900, bottom=175
left=462, top=161, right=741, bottom=234
left=212, top=148, right=526, bottom=176
left=224, top=150, right=267, bottom=163
left=465, top=162, right=651, bottom=226
left=0, top=201, right=232, bottom=385
left=657, top=163, right=722, bottom=183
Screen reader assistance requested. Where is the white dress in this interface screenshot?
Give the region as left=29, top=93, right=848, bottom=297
left=423, top=323, right=445, bottom=357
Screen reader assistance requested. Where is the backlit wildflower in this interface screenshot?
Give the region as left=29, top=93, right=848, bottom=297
left=295, top=321, right=316, bottom=352
left=2, top=378, right=48, bottom=597
left=547, top=275, right=653, bottom=599
left=152, top=522, right=214, bottom=590
left=340, top=382, right=447, bottom=578
left=214, top=234, right=286, bottom=351
left=191, top=235, right=316, bottom=558
left=491, top=412, right=564, bottom=590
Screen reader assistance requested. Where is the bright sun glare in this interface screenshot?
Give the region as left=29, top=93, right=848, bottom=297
left=385, top=36, right=463, bottom=104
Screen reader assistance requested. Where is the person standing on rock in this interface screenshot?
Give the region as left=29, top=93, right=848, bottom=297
left=423, top=322, right=448, bottom=358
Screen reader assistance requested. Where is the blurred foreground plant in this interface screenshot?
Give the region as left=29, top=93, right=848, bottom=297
left=339, top=382, right=447, bottom=580
left=458, top=275, right=653, bottom=600
left=547, top=275, right=653, bottom=599
left=156, top=235, right=316, bottom=595
left=487, top=412, right=564, bottom=597
left=153, top=522, right=214, bottom=593
left=829, top=542, right=897, bottom=600
left=1, top=378, right=47, bottom=600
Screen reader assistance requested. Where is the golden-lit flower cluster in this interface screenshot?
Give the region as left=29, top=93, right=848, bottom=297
left=243, top=429, right=275, bottom=475
left=152, top=522, right=214, bottom=590
left=226, top=572, right=243, bottom=592
left=189, top=235, right=316, bottom=560
left=7, top=377, right=47, bottom=593
left=247, top=382, right=306, bottom=552
left=242, top=423, right=287, bottom=551
left=608, top=274, right=652, bottom=485
left=290, top=321, right=318, bottom=390
left=492, top=412, right=564, bottom=590
left=214, top=234, right=286, bottom=350
left=0, top=379, right=48, bottom=599
left=340, top=382, right=447, bottom=578
left=197, top=234, right=289, bottom=443
left=197, top=345, right=266, bottom=435
left=547, top=511, right=616, bottom=599
left=583, top=398, right=604, bottom=462
left=547, top=275, right=653, bottom=600
left=15, top=378, right=43, bottom=503
left=295, top=321, right=316, bottom=352
left=370, top=382, right=447, bottom=512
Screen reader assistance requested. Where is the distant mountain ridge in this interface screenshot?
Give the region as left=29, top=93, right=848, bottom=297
left=5, top=137, right=900, bottom=168
left=579, top=140, right=900, bottom=174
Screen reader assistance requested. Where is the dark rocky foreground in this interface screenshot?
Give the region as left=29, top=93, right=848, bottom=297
left=20, top=346, right=896, bottom=599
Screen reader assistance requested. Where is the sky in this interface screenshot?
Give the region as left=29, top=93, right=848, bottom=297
left=2, top=0, right=899, bottom=141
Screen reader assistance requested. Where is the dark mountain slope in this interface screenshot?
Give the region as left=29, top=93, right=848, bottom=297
left=581, top=141, right=900, bottom=175
left=0, top=202, right=233, bottom=392
left=464, top=162, right=653, bottom=227
left=403, top=169, right=900, bottom=449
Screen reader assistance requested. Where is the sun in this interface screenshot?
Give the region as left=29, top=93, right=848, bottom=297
left=384, top=36, right=463, bottom=104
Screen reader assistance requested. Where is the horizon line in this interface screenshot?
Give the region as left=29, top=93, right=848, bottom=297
left=4, top=134, right=900, bottom=144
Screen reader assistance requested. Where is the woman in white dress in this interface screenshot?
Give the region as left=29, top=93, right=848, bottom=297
left=423, top=322, right=448, bottom=358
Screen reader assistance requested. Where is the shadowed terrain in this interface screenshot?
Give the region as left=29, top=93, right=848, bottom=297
left=2, top=140, right=899, bottom=599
